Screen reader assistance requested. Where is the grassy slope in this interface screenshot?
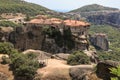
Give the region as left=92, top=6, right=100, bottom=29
left=0, top=0, right=51, bottom=16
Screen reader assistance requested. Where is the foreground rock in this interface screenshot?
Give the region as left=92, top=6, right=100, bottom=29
left=52, top=53, right=70, bottom=60
left=37, top=59, right=71, bottom=80
left=96, top=60, right=120, bottom=80
left=69, top=65, right=99, bottom=80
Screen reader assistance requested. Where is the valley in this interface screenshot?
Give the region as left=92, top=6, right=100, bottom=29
left=0, top=0, right=120, bottom=80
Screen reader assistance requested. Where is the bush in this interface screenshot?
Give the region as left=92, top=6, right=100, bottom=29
left=96, top=51, right=120, bottom=61
left=67, top=51, right=90, bottom=65
left=11, top=53, right=39, bottom=80
left=1, top=56, right=11, bottom=64
left=0, top=21, right=19, bottom=28
left=110, top=66, right=120, bottom=80
left=0, top=42, right=14, bottom=55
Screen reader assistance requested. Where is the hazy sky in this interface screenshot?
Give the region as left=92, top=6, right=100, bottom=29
left=25, top=0, right=120, bottom=12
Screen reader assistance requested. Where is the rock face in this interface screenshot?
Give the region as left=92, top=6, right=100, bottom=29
left=96, top=60, right=120, bottom=80
left=69, top=4, right=120, bottom=28
left=41, top=38, right=64, bottom=54
left=69, top=67, right=92, bottom=80
left=0, top=27, right=13, bottom=42
left=69, top=67, right=101, bottom=80
left=90, top=33, right=109, bottom=51
left=8, top=25, right=44, bottom=51
left=87, top=12, right=120, bottom=28
left=0, top=17, right=90, bottom=53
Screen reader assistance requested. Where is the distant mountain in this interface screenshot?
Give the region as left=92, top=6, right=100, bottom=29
left=0, top=0, right=53, bottom=16
left=70, top=4, right=119, bottom=13
left=87, top=12, right=120, bottom=28
left=68, top=4, right=120, bottom=28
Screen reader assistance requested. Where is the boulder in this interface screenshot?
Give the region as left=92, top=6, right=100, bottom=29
left=69, top=67, right=93, bottom=80
left=52, top=53, right=70, bottom=60
left=96, top=60, right=120, bottom=80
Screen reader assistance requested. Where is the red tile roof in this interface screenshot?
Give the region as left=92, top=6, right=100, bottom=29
left=29, top=18, right=90, bottom=27
left=29, top=18, right=62, bottom=25
left=64, top=20, right=90, bottom=27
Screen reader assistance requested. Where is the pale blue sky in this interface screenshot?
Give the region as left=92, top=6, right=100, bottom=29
left=25, top=0, right=120, bottom=12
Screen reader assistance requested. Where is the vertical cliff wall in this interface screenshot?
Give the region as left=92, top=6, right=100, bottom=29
left=90, top=33, right=109, bottom=51
left=8, top=25, right=44, bottom=51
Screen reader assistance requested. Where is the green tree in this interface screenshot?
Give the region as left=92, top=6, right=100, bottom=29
left=11, top=53, right=39, bottom=80
left=67, top=51, right=90, bottom=65
left=63, top=27, right=75, bottom=49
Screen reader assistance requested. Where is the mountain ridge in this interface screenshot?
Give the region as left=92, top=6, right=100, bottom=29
left=70, top=4, right=119, bottom=13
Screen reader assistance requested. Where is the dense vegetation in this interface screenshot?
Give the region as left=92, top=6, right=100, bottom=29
left=43, top=26, right=75, bottom=49
left=89, top=25, right=120, bottom=61
left=0, top=0, right=51, bottom=16
left=70, top=4, right=118, bottom=12
left=0, top=42, right=40, bottom=80
left=11, top=52, right=39, bottom=80
left=0, top=21, right=21, bottom=28
left=67, top=51, right=90, bottom=65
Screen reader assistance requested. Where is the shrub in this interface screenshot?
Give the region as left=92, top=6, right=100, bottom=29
left=110, top=66, right=120, bottom=80
left=0, top=42, right=14, bottom=55
left=0, top=21, right=19, bottom=28
left=67, top=51, right=90, bottom=65
left=1, top=56, right=11, bottom=64
left=11, top=53, right=39, bottom=80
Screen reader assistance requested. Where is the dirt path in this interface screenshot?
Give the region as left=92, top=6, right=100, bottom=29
left=37, top=59, right=94, bottom=80
left=0, top=64, right=14, bottom=80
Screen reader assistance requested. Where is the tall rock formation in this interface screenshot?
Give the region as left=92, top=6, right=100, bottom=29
left=90, top=33, right=109, bottom=51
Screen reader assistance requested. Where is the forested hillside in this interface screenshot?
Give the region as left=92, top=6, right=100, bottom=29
left=89, top=25, right=120, bottom=61
left=70, top=4, right=118, bottom=13
left=0, top=0, right=51, bottom=16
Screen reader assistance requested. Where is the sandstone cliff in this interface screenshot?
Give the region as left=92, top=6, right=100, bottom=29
left=89, top=33, right=109, bottom=51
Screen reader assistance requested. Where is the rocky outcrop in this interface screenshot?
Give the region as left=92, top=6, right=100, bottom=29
left=84, top=50, right=99, bottom=63
left=23, top=49, right=52, bottom=59
left=90, top=33, right=109, bottom=51
left=69, top=66, right=101, bottom=80
left=52, top=53, right=70, bottom=60
left=0, top=27, right=13, bottom=42
left=96, top=60, right=120, bottom=80
left=8, top=25, right=44, bottom=51
left=41, top=38, right=64, bottom=54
